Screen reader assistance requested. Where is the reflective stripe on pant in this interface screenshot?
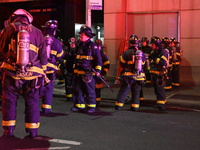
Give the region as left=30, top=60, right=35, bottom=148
left=2, top=74, right=40, bottom=131
left=116, top=78, right=142, bottom=108
left=73, top=76, right=96, bottom=108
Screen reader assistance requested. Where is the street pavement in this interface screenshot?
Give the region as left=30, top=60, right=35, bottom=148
left=0, top=80, right=200, bottom=150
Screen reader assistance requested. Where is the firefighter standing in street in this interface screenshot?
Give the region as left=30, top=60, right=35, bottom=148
left=149, top=36, right=169, bottom=111
left=170, top=37, right=182, bottom=88
left=71, top=26, right=102, bottom=113
left=161, top=37, right=172, bottom=90
left=40, top=20, right=63, bottom=113
left=115, top=34, right=146, bottom=112
left=95, top=39, right=110, bottom=105
left=0, top=9, right=47, bottom=137
left=63, top=37, right=76, bottom=101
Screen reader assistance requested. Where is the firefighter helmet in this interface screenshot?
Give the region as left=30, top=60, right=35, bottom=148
left=170, top=37, right=178, bottom=43
left=78, top=25, right=96, bottom=38
left=141, top=37, right=149, bottom=44
left=150, top=36, right=162, bottom=48
left=161, top=37, right=170, bottom=44
left=42, top=20, right=59, bottom=30
left=11, top=9, right=33, bottom=24
left=129, top=34, right=140, bottom=44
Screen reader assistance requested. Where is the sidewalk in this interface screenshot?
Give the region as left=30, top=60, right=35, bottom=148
left=53, top=80, right=200, bottom=111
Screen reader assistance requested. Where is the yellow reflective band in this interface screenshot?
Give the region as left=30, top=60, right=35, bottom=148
left=120, top=56, right=126, bottom=63
left=103, top=61, right=110, bottom=65
left=95, top=65, right=102, bottom=70
left=42, top=65, right=47, bottom=71
left=76, top=55, right=93, bottom=60
left=157, top=100, right=167, bottom=105
left=172, top=83, right=180, bottom=86
left=46, top=70, right=55, bottom=74
left=173, top=62, right=180, bottom=65
left=66, top=94, right=72, bottom=98
left=87, top=104, right=96, bottom=108
left=76, top=104, right=86, bottom=108
left=42, top=104, right=52, bottom=109
left=161, top=55, right=168, bottom=62
left=26, top=122, right=40, bottom=129
left=115, top=102, right=124, bottom=107
left=47, top=63, right=58, bottom=70
left=122, top=72, right=135, bottom=76
left=96, top=97, right=101, bottom=101
left=149, top=70, right=167, bottom=75
left=131, top=104, right=140, bottom=108
left=29, top=44, right=39, bottom=53
left=146, top=80, right=151, bottom=83
left=28, top=66, right=45, bottom=75
left=103, top=68, right=109, bottom=73
left=50, top=50, right=57, bottom=55
left=127, top=61, right=134, bottom=64
left=176, top=53, right=181, bottom=56
left=139, top=97, right=144, bottom=100
left=12, top=75, right=38, bottom=80
left=2, top=120, right=16, bottom=126
left=165, top=86, right=172, bottom=89
left=1, top=62, right=15, bottom=71
left=156, top=58, right=160, bottom=64
left=59, top=80, right=64, bottom=82
left=57, top=50, right=64, bottom=57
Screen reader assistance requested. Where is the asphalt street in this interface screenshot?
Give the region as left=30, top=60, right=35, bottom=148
left=0, top=81, right=200, bottom=150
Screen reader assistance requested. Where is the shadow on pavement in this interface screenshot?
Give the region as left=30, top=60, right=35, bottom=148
left=0, top=135, right=52, bottom=150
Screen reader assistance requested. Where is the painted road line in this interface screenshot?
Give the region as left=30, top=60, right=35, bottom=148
left=49, top=138, right=82, bottom=145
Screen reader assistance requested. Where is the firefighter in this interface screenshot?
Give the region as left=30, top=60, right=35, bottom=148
left=149, top=36, right=169, bottom=111
left=161, top=37, right=172, bottom=90
left=170, top=37, right=182, bottom=88
left=115, top=34, right=146, bottom=112
left=40, top=20, right=63, bottom=113
left=95, top=39, right=110, bottom=105
left=71, top=26, right=102, bottom=113
left=0, top=9, right=47, bottom=137
left=63, top=37, right=76, bottom=101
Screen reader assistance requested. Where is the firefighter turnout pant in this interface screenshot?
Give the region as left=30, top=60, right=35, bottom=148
left=1, top=74, right=40, bottom=133
left=115, top=77, right=142, bottom=110
left=72, top=75, right=96, bottom=109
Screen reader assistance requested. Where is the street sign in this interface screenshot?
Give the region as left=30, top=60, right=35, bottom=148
left=90, top=0, right=102, bottom=10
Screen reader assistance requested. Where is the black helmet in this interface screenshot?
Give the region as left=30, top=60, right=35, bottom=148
left=42, top=20, right=59, bottom=30
left=129, top=34, right=140, bottom=44
left=161, top=37, right=170, bottom=44
left=79, top=25, right=96, bottom=38
left=150, top=36, right=162, bottom=48
left=170, top=37, right=178, bottom=43
left=141, top=37, right=149, bottom=44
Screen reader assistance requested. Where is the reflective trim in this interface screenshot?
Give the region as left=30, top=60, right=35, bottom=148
left=47, top=63, right=58, bottom=70
left=46, top=70, right=54, bottom=74
left=173, top=62, right=180, bottom=65
left=172, top=83, right=180, bottom=86
left=156, top=58, right=160, bottom=64
left=115, top=102, right=124, bottom=107
left=120, top=56, right=126, bottom=63
left=87, top=104, right=96, bottom=108
left=95, top=65, right=102, bottom=70
left=165, top=86, right=172, bottom=89
left=1, top=62, right=15, bottom=71
left=74, top=70, right=95, bottom=75
left=42, top=65, right=47, bottom=71
left=28, top=66, right=45, bottom=75
left=42, top=104, right=52, bottom=109
left=76, top=55, right=93, bottom=60
left=146, top=80, right=151, bottom=83
left=157, top=100, right=167, bottom=105
left=57, top=50, right=64, bottom=57
left=122, top=72, right=135, bottom=76
left=2, top=120, right=16, bottom=126
left=131, top=104, right=140, bottom=108
left=161, top=55, right=168, bottom=62
left=149, top=70, right=167, bottom=75
left=127, top=61, right=134, bottom=64
left=103, top=68, right=109, bottom=72
left=139, top=97, right=144, bottom=100
left=76, top=104, right=86, bottom=108
left=103, top=60, right=110, bottom=65
left=30, top=44, right=39, bottom=53
left=26, top=122, right=40, bottom=129
left=66, top=94, right=72, bottom=98
left=51, top=50, right=57, bottom=55
left=96, top=97, right=101, bottom=101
